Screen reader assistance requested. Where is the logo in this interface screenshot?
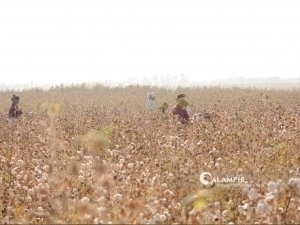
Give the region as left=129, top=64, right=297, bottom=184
left=199, top=172, right=212, bottom=185
left=199, top=172, right=253, bottom=188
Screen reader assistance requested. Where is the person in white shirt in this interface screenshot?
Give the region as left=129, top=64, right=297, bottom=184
left=146, top=92, right=156, bottom=110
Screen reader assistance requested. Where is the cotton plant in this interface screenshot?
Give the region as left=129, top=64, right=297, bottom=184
left=3, top=86, right=300, bottom=224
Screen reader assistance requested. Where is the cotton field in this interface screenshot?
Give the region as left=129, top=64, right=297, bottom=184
left=1, top=84, right=300, bottom=224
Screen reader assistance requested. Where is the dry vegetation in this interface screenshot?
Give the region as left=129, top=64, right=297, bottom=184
left=1, top=84, right=300, bottom=224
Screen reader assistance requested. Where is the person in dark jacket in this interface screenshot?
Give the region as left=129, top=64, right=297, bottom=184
left=159, top=102, right=169, bottom=114
left=9, top=95, right=22, bottom=118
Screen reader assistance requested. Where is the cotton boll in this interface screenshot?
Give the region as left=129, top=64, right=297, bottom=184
left=160, top=214, right=166, bottom=222
left=227, top=200, right=233, bottom=208
left=135, top=161, right=140, bottom=167
left=243, top=203, right=250, bottom=211
left=16, top=174, right=22, bottom=181
left=267, top=181, right=277, bottom=193
left=256, top=202, right=265, bottom=214
left=265, top=202, right=272, bottom=214
left=153, top=213, right=161, bottom=222
left=85, top=171, right=91, bottom=178
left=127, top=163, right=134, bottom=169
left=14, top=181, right=22, bottom=189
left=189, top=208, right=198, bottom=216
left=37, top=207, right=44, bottom=214
left=164, top=190, right=174, bottom=196
left=11, top=170, right=17, bottom=176
left=25, top=195, right=32, bottom=203
left=9, top=191, right=15, bottom=198
left=265, top=194, right=275, bottom=204
left=34, top=168, right=42, bottom=176
left=238, top=205, right=244, bottom=214
left=96, top=206, right=106, bottom=215
left=7, top=188, right=13, bottom=195
left=237, top=168, right=243, bottom=173
left=245, top=210, right=251, bottom=221
left=93, top=218, right=99, bottom=224
left=111, top=193, right=122, bottom=202
left=32, top=159, right=38, bottom=164
left=97, top=196, right=106, bottom=204
left=168, top=173, right=174, bottom=179
left=161, top=183, right=167, bottom=188
left=78, top=176, right=84, bottom=182
left=17, top=159, right=24, bottom=167
left=81, top=163, right=87, bottom=169
left=44, top=183, right=50, bottom=190
left=84, top=155, right=93, bottom=160
left=43, top=165, right=50, bottom=173
left=28, top=188, right=35, bottom=196
left=276, top=215, right=281, bottom=224
left=288, top=178, right=300, bottom=189
left=98, top=186, right=107, bottom=195
left=188, top=146, right=195, bottom=155
left=222, top=210, right=228, bottom=217
left=81, top=197, right=90, bottom=204
left=151, top=176, right=157, bottom=186
left=248, top=188, right=258, bottom=201
left=102, top=160, right=107, bottom=167
left=214, top=202, right=220, bottom=208
left=160, top=198, right=167, bottom=204
left=37, top=177, right=47, bottom=184
left=84, top=214, right=91, bottom=221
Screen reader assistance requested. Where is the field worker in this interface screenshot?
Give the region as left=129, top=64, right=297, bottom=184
left=9, top=95, right=22, bottom=118
left=172, top=94, right=189, bottom=123
left=159, top=102, right=169, bottom=114
left=146, top=92, right=156, bottom=110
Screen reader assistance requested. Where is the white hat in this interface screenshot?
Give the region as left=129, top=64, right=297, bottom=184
left=147, top=92, right=155, bottom=99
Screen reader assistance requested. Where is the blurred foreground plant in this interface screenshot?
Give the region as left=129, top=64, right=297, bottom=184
left=82, top=130, right=110, bottom=156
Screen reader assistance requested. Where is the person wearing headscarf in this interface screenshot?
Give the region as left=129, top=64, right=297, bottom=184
left=172, top=94, right=189, bottom=123
left=146, top=92, right=157, bottom=110
left=9, top=95, right=22, bottom=118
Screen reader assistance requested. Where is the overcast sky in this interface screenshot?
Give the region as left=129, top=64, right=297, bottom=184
left=0, top=0, right=299, bottom=85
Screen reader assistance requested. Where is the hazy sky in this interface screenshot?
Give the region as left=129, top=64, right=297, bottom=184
left=0, top=0, right=299, bottom=85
